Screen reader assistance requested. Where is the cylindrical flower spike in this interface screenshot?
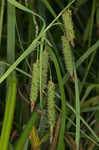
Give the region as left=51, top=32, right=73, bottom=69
left=48, top=80, right=55, bottom=143
left=41, top=50, right=49, bottom=92
left=62, top=36, right=74, bottom=80
left=62, top=9, right=75, bottom=47
left=30, top=60, right=40, bottom=112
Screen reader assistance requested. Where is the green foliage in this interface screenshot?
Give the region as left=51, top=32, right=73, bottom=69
left=0, top=0, right=99, bottom=150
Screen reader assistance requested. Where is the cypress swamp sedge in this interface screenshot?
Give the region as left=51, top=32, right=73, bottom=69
left=62, top=9, right=75, bottom=47
left=30, top=50, right=48, bottom=112
left=30, top=60, right=40, bottom=112
left=1, top=0, right=99, bottom=149
left=48, top=80, right=55, bottom=143
left=62, top=36, right=74, bottom=80
left=41, top=50, right=49, bottom=93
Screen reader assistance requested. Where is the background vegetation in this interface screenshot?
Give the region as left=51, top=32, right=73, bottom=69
left=0, top=0, right=99, bottom=149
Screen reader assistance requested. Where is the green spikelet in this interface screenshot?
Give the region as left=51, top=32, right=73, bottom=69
left=62, top=9, right=75, bottom=46
left=48, top=80, right=55, bottom=143
left=30, top=60, right=40, bottom=111
left=41, top=50, right=49, bottom=91
left=62, top=36, right=74, bottom=78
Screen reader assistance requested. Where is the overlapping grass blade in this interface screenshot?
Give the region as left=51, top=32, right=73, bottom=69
left=74, top=66, right=80, bottom=150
